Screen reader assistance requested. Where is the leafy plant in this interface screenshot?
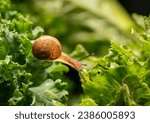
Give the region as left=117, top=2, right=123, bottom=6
left=81, top=16, right=150, bottom=105
left=0, top=0, right=68, bottom=105
left=0, top=0, right=150, bottom=106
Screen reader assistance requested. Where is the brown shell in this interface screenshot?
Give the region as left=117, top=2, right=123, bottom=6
left=32, top=35, right=62, bottom=60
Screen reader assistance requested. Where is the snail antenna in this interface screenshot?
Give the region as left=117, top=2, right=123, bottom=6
left=78, top=53, right=94, bottom=61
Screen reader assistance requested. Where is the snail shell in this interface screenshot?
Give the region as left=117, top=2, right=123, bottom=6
left=32, top=35, right=62, bottom=60
left=32, top=35, right=85, bottom=73
left=32, top=35, right=90, bottom=82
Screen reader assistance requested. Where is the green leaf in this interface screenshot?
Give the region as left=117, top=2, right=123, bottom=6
left=81, top=27, right=150, bottom=105
left=0, top=0, right=10, bottom=13
left=0, top=56, right=32, bottom=105
left=0, top=37, right=9, bottom=59
left=29, top=79, right=68, bottom=106
left=78, top=98, right=97, bottom=106
left=70, top=0, right=137, bottom=33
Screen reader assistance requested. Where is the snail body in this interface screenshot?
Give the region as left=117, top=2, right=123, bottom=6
left=32, top=35, right=83, bottom=71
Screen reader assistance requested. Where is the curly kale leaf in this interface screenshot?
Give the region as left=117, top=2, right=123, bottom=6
left=0, top=56, right=32, bottom=105
left=0, top=0, right=68, bottom=106
left=29, top=79, right=68, bottom=106
left=82, top=41, right=150, bottom=105
left=81, top=15, right=150, bottom=105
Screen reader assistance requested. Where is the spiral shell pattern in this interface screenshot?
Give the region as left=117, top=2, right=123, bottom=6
left=32, top=35, right=62, bottom=60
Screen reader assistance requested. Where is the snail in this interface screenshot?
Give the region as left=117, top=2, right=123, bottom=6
left=32, top=35, right=85, bottom=72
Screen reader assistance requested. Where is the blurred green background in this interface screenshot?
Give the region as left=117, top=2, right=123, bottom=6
left=10, top=0, right=145, bottom=57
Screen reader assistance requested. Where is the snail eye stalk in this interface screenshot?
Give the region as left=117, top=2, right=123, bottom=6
left=78, top=53, right=94, bottom=61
